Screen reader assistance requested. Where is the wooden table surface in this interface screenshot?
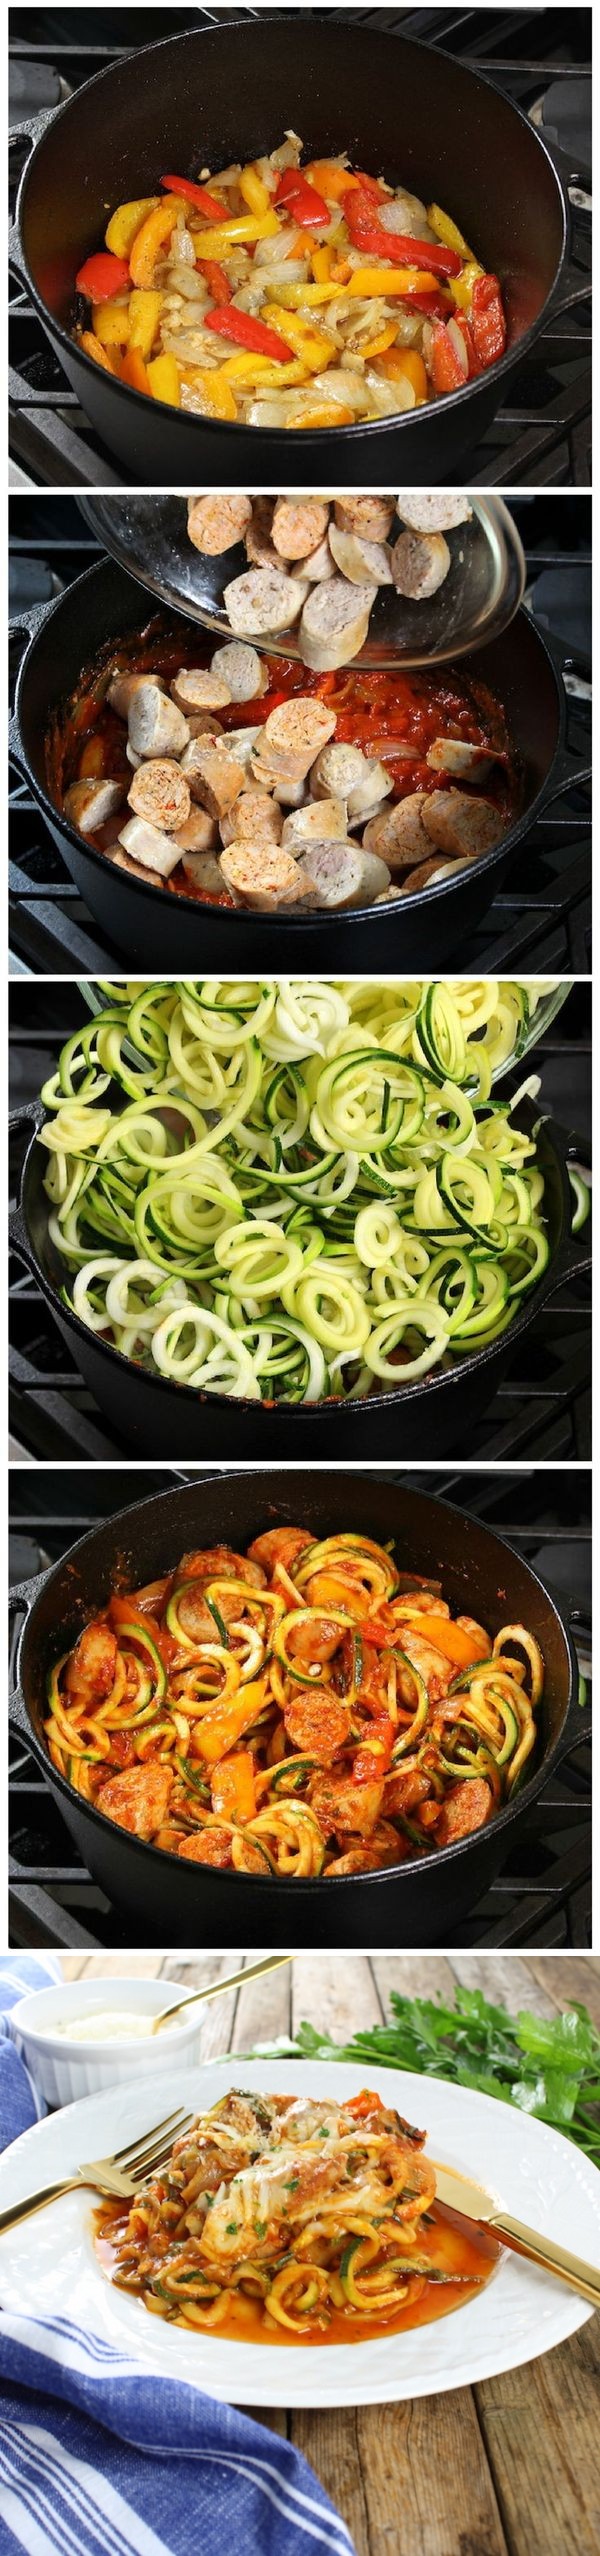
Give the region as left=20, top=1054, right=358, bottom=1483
left=59, top=1951, right=600, bottom=2556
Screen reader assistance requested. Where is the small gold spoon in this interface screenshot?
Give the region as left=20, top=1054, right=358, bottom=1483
left=150, top=1953, right=293, bottom=2033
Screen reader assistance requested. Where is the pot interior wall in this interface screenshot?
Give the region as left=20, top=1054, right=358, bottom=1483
left=19, top=1475, right=572, bottom=1786
left=20, top=24, right=565, bottom=342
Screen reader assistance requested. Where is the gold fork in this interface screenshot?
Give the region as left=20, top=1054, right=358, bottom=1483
left=0, top=2104, right=195, bottom=2235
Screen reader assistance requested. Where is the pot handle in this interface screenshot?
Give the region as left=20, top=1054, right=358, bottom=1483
left=10, top=1102, right=45, bottom=1272
left=537, top=1112, right=592, bottom=1287
left=9, top=106, right=59, bottom=273
left=9, top=1570, right=49, bottom=1740
left=9, top=593, right=58, bottom=771
left=531, top=635, right=591, bottom=814
left=550, top=1675, right=592, bottom=1770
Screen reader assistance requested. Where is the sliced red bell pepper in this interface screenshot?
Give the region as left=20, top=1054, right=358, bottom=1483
left=350, top=172, right=387, bottom=203
left=275, top=168, right=329, bottom=226
left=197, top=257, right=231, bottom=306
left=429, top=320, right=467, bottom=396
left=470, top=272, right=507, bottom=367
left=75, top=250, right=131, bottom=302
left=204, top=306, right=289, bottom=360
left=160, top=174, right=225, bottom=220
left=346, top=2089, right=384, bottom=2116
left=344, top=190, right=462, bottom=273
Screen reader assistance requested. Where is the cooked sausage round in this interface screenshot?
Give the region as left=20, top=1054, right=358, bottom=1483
left=425, top=737, right=496, bottom=780
left=421, top=790, right=507, bottom=860
left=220, top=788, right=283, bottom=849
left=219, top=841, right=317, bottom=911
left=186, top=494, right=252, bottom=554
left=128, top=683, right=190, bottom=760
left=272, top=498, right=330, bottom=560
left=178, top=1826, right=233, bottom=1866
left=170, top=667, right=232, bottom=713
left=118, top=816, right=184, bottom=880
left=210, top=641, right=268, bottom=702
left=391, top=530, right=451, bottom=601
left=180, top=739, right=246, bottom=818
left=64, top=778, right=127, bottom=835
left=435, top=1778, right=492, bottom=1845
left=107, top=669, right=167, bottom=721
left=334, top=496, right=395, bottom=543
left=396, top=855, right=470, bottom=893
left=185, top=711, right=224, bottom=740
left=244, top=496, right=280, bottom=570
left=283, top=1689, right=352, bottom=1763
left=297, top=840, right=391, bottom=909
left=328, top=524, right=393, bottom=587
left=127, top=758, right=192, bottom=832
left=301, top=533, right=336, bottom=583
left=95, top=1763, right=174, bottom=1838
left=181, top=848, right=228, bottom=894
left=255, top=694, right=337, bottom=783
left=282, top=796, right=347, bottom=850
left=299, top=578, right=376, bottom=671
left=175, top=807, right=219, bottom=853
left=310, top=741, right=366, bottom=801
left=395, top=494, right=473, bottom=533
left=363, top=793, right=432, bottom=870
left=346, top=758, right=394, bottom=821
left=223, top=567, right=309, bottom=638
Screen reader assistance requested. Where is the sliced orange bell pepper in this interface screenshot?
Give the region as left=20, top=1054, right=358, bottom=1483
left=412, top=1616, right=490, bottom=1669
left=210, top=1748, right=256, bottom=1822
left=119, top=347, right=151, bottom=396
left=304, top=161, right=361, bottom=202
left=377, top=346, right=428, bottom=400
left=290, top=402, right=354, bottom=427
left=193, top=1675, right=268, bottom=1764
left=79, top=331, right=120, bottom=376
left=129, top=199, right=185, bottom=288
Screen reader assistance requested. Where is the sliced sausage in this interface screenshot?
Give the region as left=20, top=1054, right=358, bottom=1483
left=170, top=666, right=232, bottom=713
left=426, top=737, right=496, bottom=781
left=223, top=567, right=308, bottom=638
left=395, top=494, right=472, bottom=533
left=95, top=1762, right=174, bottom=1838
left=301, top=533, right=336, bottom=583
left=64, top=778, right=127, bottom=835
left=244, top=497, right=281, bottom=570
left=217, top=724, right=261, bottom=773
left=117, top=816, right=184, bottom=880
left=283, top=1690, right=351, bottom=1763
left=272, top=498, right=330, bottom=560
left=126, top=742, right=143, bottom=770
left=219, top=841, right=317, bottom=911
left=127, top=758, right=192, bottom=832
left=346, top=758, right=394, bottom=821
left=181, top=849, right=229, bottom=895
left=110, top=844, right=163, bottom=885
left=177, top=1827, right=233, bottom=1866
left=272, top=775, right=307, bottom=808
left=396, top=856, right=469, bottom=893
left=186, top=494, right=252, bottom=554
left=363, top=793, right=432, bottom=870
left=128, top=682, right=190, bottom=760
left=180, top=739, right=246, bottom=818
left=309, top=1768, right=385, bottom=1839
left=299, top=578, right=376, bottom=671
left=282, top=796, right=347, bottom=850
left=174, top=807, right=219, bottom=853
left=107, top=669, right=167, bottom=721
left=310, top=741, right=366, bottom=801
left=185, top=711, right=224, bottom=740
left=421, top=790, right=507, bottom=860
left=391, top=530, right=450, bottom=601
left=328, top=524, right=393, bottom=587
left=220, top=788, right=283, bottom=849
left=435, top=1778, right=492, bottom=1845
left=296, top=841, right=391, bottom=909
left=253, top=694, right=337, bottom=785
left=209, top=641, right=268, bottom=702
left=334, top=496, right=395, bottom=543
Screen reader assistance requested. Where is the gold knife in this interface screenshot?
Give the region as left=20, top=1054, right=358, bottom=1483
left=433, top=2163, right=600, bottom=2309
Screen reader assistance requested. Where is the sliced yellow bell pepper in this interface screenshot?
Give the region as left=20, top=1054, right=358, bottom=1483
left=450, top=259, right=484, bottom=312
left=289, top=401, right=355, bottom=428
left=217, top=352, right=307, bottom=385
left=194, top=1676, right=269, bottom=1764
left=179, top=368, right=238, bottom=420
left=79, top=330, right=119, bottom=375
left=357, top=320, right=398, bottom=358
left=261, top=302, right=334, bottom=370
left=346, top=266, right=439, bottom=296
left=211, top=1747, right=256, bottom=1823
left=275, top=279, right=345, bottom=308
left=312, top=243, right=331, bottom=282
left=127, top=288, right=162, bottom=357
left=129, top=200, right=186, bottom=287
left=92, top=300, right=130, bottom=347
left=377, top=346, right=428, bottom=401
left=146, top=352, right=181, bottom=407
left=105, top=197, right=158, bottom=260
left=427, top=202, right=474, bottom=260
left=189, top=210, right=280, bottom=254
left=239, top=162, right=271, bottom=216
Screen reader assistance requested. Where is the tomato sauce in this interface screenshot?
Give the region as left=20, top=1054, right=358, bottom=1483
left=94, top=2193, right=498, bottom=2348
left=47, top=612, right=519, bottom=907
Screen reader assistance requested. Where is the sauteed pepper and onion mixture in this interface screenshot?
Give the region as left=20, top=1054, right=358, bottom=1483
left=73, top=140, right=507, bottom=427
left=37, top=979, right=551, bottom=1406
left=46, top=1526, right=544, bottom=1872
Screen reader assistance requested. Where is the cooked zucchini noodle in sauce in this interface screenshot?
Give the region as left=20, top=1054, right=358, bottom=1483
left=37, top=978, right=551, bottom=1407
left=46, top=1526, right=544, bottom=1871
left=73, top=142, right=507, bottom=429
left=97, top=2085, right=498, bottom=2340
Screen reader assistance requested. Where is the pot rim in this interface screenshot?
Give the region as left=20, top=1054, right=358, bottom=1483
left=15, top=18, right=568, bottom=443
left=15, top=556, right=563, bottom=932
left=14, top=1469, right=578, bottom=1895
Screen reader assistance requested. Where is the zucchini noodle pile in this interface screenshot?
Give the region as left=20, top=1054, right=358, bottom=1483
left=37, top=978, right=552, bottom=1405
left=103, top=2086, right=487, bottom=2337
left=45, top=1526, right=544, bottom=1871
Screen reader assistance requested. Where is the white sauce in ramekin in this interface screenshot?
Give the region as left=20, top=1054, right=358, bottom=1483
left=52, top=2008, right=184, bottom=2043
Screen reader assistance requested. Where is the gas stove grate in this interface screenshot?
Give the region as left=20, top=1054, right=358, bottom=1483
left=8, top=510, right=592, bottom=976
left=8, top=1466, right=592, bottom=1951
left=9, top=7, right=591, bottom=489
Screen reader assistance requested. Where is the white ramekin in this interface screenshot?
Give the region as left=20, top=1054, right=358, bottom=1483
left=8, top=1976, right=209, bottom=2105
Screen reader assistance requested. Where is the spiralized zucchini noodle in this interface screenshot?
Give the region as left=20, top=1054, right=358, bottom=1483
left=37, top=978, right=552, bottom=1406
left=100, top=2085, right=493, bottom=2337
left=46, top=1525, right=544, bottom=1872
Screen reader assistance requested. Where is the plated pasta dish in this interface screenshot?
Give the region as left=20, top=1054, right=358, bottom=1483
left=46, top=1526, right=544, bottom=1872
left=97, top=2085, right=497, bottom=2341
left=72, top=143, right=506, bottom=430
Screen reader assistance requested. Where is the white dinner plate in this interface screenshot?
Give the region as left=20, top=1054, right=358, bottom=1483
left=1, top=2057, right=598, bottom=2408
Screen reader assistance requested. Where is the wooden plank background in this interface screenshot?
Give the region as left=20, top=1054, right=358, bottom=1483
left=58, top=1951, right=600, bottom=2556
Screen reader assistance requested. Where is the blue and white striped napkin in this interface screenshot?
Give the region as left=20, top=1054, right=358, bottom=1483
left=0, top=1958, right=356, bottom=2556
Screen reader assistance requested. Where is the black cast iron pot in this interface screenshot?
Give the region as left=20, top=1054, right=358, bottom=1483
left=9, top=1090, right=591, bottom=1461
left=9, top=558, right=589, bottom=970
left=9, top=1472, right=589, bottom=1950
left=9, top=17, right=576, bottom=486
